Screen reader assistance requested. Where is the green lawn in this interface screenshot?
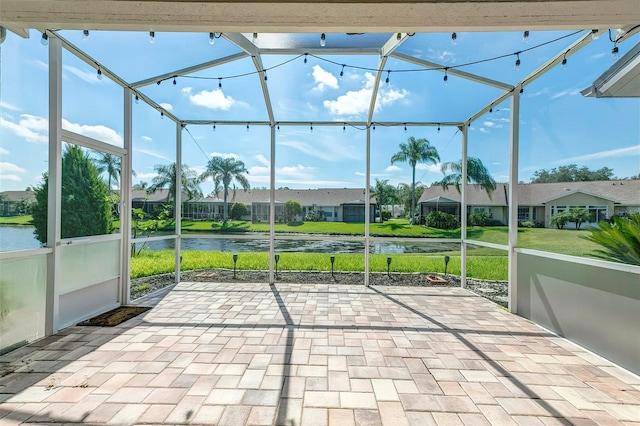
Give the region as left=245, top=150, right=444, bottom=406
left=0, top=215, right=33, bottom=225
left=131, top=249, right=508, bottom=281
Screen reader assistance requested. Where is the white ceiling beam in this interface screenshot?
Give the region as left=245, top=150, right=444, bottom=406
left=380, top=32, right=410, bottom=58
left=391, top=52, right=513, bottom=91
left=222, top=33, right=260, bottom=57
left=131, top=52, right=249, bottom=88
left=183, top=120, right=464, bottom=127
left=2, top=1, right=639, bottom=33
left=367, top=56, right=387, bottom=126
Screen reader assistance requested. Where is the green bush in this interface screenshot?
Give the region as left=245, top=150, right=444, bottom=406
left=305, top=210, right=324, bottom=222
left=581, top=213, right=640, bottom=265
left=518, top=221, right=534, bottom=228
left=550, top=211, right=570, bottom=229
left=381, top=209, right=392, bottom=222
left=425, top=211, right=459, bottom=230
left=468, top=211, right=489, bottom=226
left=230, top=202, right=248, bottom=220
left=284, top=200, right=302, bottom=222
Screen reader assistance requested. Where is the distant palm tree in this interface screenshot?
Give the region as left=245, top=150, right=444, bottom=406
left=200, top=156, right=250, bottom=222
left=95, top=153, right=120, bottom=190
left=440, top=157, right=496, bottom=197
left=371, top=179, right=396, bottom=222
left=147, top=163, right=202, bottom=206
left=391, top=137, right=440, bottom=222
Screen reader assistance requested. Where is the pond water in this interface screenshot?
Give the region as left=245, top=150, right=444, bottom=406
left=1, top=225, right=459, bottom=254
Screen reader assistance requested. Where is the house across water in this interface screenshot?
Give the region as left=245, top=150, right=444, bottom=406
left=419, top=180, right=640, bottom=227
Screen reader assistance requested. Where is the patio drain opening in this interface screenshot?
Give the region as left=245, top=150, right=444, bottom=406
left=77, top=306, right=151, bottom=327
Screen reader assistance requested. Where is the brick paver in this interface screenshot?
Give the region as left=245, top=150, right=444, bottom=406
left=1, top=282, right=639, bottom=425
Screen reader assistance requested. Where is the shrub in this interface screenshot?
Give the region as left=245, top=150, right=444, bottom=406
left=518, top=221, right=534, bottom=228
left=230, top=202, right=248, bottom=220
left=581, top=213, right=640, bottom=265
left=305, top=210, right=325, bottom=222
left=568, top=207, right=591, bottom=230
left=550, top=211, right=570, bottom=229
left=381, top=209, right=392, bottom=221
left=284, top=200, right=302, bottom=222
left=425, top=211, right=459, bottom=230
left=468, top=211, right=489, bottom=226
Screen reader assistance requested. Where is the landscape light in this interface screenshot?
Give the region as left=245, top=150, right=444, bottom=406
left=387, top=256, right=392, bottom=277
left=233, top=253, right=238, bottom=278
left=274, top=254, right=280, bottom=277
left=330, top=255, right=335, bottom=278
left=444, top=255, right=450, bottom=275
left=41, top=32, right=48, bottom=46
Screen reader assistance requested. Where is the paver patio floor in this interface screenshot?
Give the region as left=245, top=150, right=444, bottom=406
left=1, top=282, right=639, bottom=425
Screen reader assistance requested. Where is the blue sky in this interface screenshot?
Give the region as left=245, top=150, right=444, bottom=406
left=1, top=29, right=638, bottom=196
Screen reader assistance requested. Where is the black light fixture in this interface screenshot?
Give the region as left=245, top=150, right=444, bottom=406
left=330, top=255, right=335, bottom=278
left=83, top=30, right=89, bottom=39
left=320, top=33, right=326, bottom=47
left=451, top=32, right=457, bottom=45
left=233, top=253, right=238, bottom=279
left=41, top=32, right=49, bottom=46
left=387, top=256, right=392, bottom=277
left=274, top=254, right=280, bottom=278
left=444, top=255, right=450, bottom=275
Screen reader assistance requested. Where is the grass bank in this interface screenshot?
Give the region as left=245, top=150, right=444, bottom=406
left=131, top=249, right=508, bottom=281
left=0, top=215, right=33, bottom=225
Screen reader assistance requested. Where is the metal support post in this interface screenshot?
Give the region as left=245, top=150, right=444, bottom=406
left=508, top=90, right=521, bottom=313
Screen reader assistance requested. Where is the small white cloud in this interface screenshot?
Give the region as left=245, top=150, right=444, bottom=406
left=479, top=127, right=490, bottom=133
left=159, top=102, right=173, bottom=112
left=0, top=162, right=26, bottom=173
left=555, top=145, right=640, bottom=163
left=135, top=172, right=160, bottom=180
left=0, top=147, right=10, bottom=155
left=0, top=174, right=22, bottom=182
left=311, top=65, right=339, bottom=92
left=209, top=152, right=239, bottom=159
left=133, top=148, right=172, bottom=162
left=0, top=101, right=21, bottom=112
left=426, top=48, right=457, bottom=64
left=550, top=88, right=582, bottom=99
left=254, top=154, right=270, bottom=166
left=182, top=87, right=237, bottom=111
left=141, top=136, right=153, bottom=142
left=483, top=121, right=495, bottom=128
left=415, top=162, right=442, bottom=173
left=63, top=65, right=103, bottom=84
left=386, top=165, right=402, bottom=172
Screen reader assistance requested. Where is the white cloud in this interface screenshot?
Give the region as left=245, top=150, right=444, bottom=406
left=182, top=87, right=238, bottom=111
left=0, top=147, right=10, bottom=155
left=141, top=136, right=153, bottom=142
left=386, top=165, right=402, bottom=172
left=426, top=48, right=457, bottom=64
left=2, top=114, right=122, bottom=146
left=255, top=154, right=270, bottom=166
left=550, top=88, right=582, bottom=99
left=354, top=172, right=389, bottom=177
left=62, top=119, right=123, bottom=146
left=210, top=152, right=239, bottom=159
left=416, top=162, right=442, bottom=173
left=0, top=174, right=22, bottom=182
left=0, top=100, right=21, bottom=112
left=159, top=102, right=173, bottom=112
left=248, top=162, right=320, bottom=184
left=479, top=127, right=490, bottom=133
left=63, top=65, right=102, bottom=84
left=0, top=115, right=48, bottom=143
left=323, top=72, right=407, bottom=117
left=133, top=148, right=172, bottom=162
left=279, top=140, right=360, bottom=161
left=135, top=172, right=160, bottom=180
left=483, top=121, right=495, bottom=128
left=311, top=65, right=339, bottom=92
left=527, top=87, right=550, bottom=98
left=555, top=145, right=640, bottom=164
left=0, top=162, right=26, bottom=173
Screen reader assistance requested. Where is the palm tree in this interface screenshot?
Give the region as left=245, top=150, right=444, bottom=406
left=147, top=163, right=203, bottom=206
left=391, top=137, right=440, bottom=222
left=95, top=153, right=120, bottom=190
left=371, top=179, right=396, bottom=222
left=200, top=156, right=250, bottom=222
left=440, top=157, right=497, bottom=197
